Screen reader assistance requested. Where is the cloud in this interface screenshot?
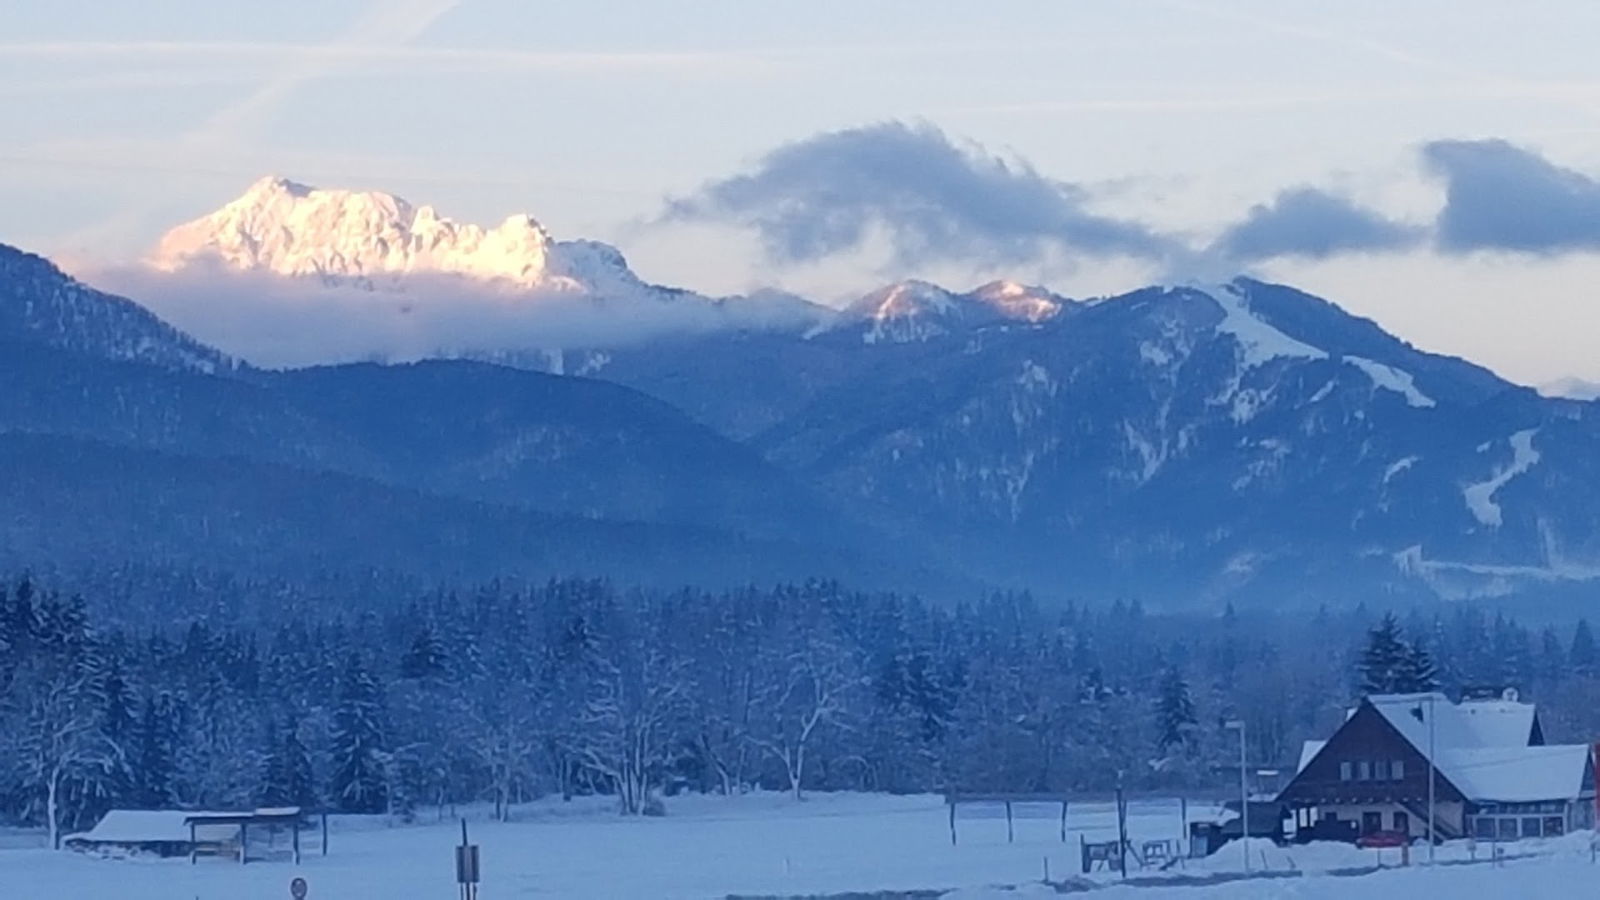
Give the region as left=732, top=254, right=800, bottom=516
left=1210, top=187, right=1423, bottom=262
left=86, top=265, right=826, bottom=370
left=1425, top=138, right=1600, bottom=254
left=661, top=121, right=1176, bottom=268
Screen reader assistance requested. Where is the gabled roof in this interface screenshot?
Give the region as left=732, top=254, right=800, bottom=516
left=1320, top=693, right=1590, bottom=804
left=1365, top=692, right=1536, bottom=752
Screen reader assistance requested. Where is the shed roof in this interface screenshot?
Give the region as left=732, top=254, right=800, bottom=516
left=65, top=810, right=238, bottom=845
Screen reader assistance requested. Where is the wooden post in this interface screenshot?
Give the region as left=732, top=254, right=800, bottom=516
left=1060, top=800, right=1068, bottom=843
left=1180, top=797, right=1188, bottom=856
left=948, top=799, right=957, bottom=846
left=293, top=819, right=301, bottom=865
left=1006, top=800, right=1014, bottom=843
left=1116, top=788, right=1129, bottom=880
left=239, top=822, right=247, bottom=865
left=189, top=821, right=197, bottom=865
left=321, top=811, right=329, bottom=856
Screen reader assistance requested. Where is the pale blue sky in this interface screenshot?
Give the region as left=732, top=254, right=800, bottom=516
left=6, top=1, right=1600, bottom=382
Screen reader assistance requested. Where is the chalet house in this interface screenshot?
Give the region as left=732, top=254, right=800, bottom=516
left=1276, top=690, right=1595, bottom=843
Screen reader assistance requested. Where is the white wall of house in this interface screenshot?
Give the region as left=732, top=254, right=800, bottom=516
left=1316, top=801, right=1465, bottom=838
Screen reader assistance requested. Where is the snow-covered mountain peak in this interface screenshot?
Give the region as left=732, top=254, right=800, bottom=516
left=969, top=280, right=1066, bottom=323
left=858, top=280, right=959, bottom=319
left=152, top=177, right=576, bottom=290
left=837, top=278, right=1073, bottom=343
left=1540, top=377, right=1600, bottom=401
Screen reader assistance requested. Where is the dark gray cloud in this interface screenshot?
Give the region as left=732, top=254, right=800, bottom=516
left=1425, top=138, right=1600, bottom=253
left=663, top=121, right=1175, bottom=266
left=1211, top=187, right=1423, bottom=262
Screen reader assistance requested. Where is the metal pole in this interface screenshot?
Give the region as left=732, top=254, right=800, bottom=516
left=1239, top=723, right=1250, bottom=874
left=1428, top=694, right=1437, bottom=863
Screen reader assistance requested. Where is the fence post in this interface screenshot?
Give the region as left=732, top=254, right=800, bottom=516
left=1060, top=800, right=1068, bottom=843
left=949, top=799, right=957, bottom=846
left=1006, top=801, right=1014, bottom=844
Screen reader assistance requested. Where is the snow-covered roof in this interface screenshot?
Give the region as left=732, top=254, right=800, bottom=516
left=1298, top=740, right=1326, bottom=774
left=1440, top=745, right=1594, bottom=803
left=64, top=810, right=238, bottom=845
left=1360, top=693, right=1589, bottom=802
left=1366, top=692, right=1535, bottom=752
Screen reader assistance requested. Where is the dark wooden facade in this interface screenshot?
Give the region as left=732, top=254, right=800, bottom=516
left=1278, top=701, right=1467, bottom=809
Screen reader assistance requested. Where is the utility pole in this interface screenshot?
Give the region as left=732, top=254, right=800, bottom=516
left=1427, top=694, right=1437, bottom=863
left=1226, top=719, right=1249, bottom=874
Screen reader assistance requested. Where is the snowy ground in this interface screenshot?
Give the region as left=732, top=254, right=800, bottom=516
left=2, top=793, right=1595, bottom=898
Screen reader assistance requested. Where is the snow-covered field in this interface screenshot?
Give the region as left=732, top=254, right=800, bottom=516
left=2, top=793, right=1595, bottom=898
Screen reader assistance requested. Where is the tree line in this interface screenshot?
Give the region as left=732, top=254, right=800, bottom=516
left=2, top=574, right=1598, bottom=844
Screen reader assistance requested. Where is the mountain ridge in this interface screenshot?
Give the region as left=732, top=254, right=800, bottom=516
left=7, top=230, right=1600, bottom=608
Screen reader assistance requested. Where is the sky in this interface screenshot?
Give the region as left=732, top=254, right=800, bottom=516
left=5, top=0, right=1600, bottom=384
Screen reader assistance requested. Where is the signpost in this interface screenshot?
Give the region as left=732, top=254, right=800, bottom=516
left=456, top=820, right=481, bottom=900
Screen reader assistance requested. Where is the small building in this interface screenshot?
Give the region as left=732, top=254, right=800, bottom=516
left=63, top=810, right=238, bottom=858
left=1187, top=800, right=1288, bottom=857
left=1276, top=691, right=1596, bottom=843
left=65, top=807, right=318, bottom=862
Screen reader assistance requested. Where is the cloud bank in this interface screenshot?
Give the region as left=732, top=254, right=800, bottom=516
left=1211, top=187, right=1423, bottom=261
left=664, top=125, right=1600, bottom=274
left=1425, top=138, right=1600, bottom=254
left=89, top=264, right=825, bottom=370
left=663, top=121, right=1176, bottom=268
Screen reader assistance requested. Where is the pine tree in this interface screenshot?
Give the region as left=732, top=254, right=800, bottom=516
left=329, top=656, right=388, bottom=813
left=399, top=626, right=447, bottom=680
left=1359, top=614, right=1411, bottom=694
left=1154, top=666, right=1197, bottom=753
left=1393, top=642, right=1440, bottom=693
left=1571, top=619, right=1598, bottom=677
left=133, top=693, right=179, bottom=807
left=260, top=716, right=317, bottom=809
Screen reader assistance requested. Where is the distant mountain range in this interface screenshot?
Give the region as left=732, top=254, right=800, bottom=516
left=6, top=178, right=1600, bottom=609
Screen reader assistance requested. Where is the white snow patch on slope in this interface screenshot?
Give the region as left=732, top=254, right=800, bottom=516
left=1201, top=284, right=1328, bottom=368
left=1345, top=356, right=1436, bottom=408
left=1462, top=430, right=1541, bottom=527
left=1384, top=456, right=1419, bottom=484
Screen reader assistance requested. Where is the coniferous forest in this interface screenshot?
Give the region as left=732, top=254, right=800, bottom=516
left=3, top=571, right=1599, bottom=848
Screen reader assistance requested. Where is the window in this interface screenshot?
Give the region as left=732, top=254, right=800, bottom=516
left=1340, top=762, right=1353, bottom=781
left=1497, top=818, right=1518, bottom=840
left=1357, top=761, right=1371, bottom=781
left=1362, top=811, right=1383, bottom=835
left=1544, top=816, right=1565, bottom=837
left=1393, top=811, right=1409, bottom=834
left=1522, top=817, right=1543, bottom=838
left=1391, top=760, right=1404, bottom=780
left=1473, top=817, right=1495, bottom=839
left=1373, top=760, right=1389, bottom=780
